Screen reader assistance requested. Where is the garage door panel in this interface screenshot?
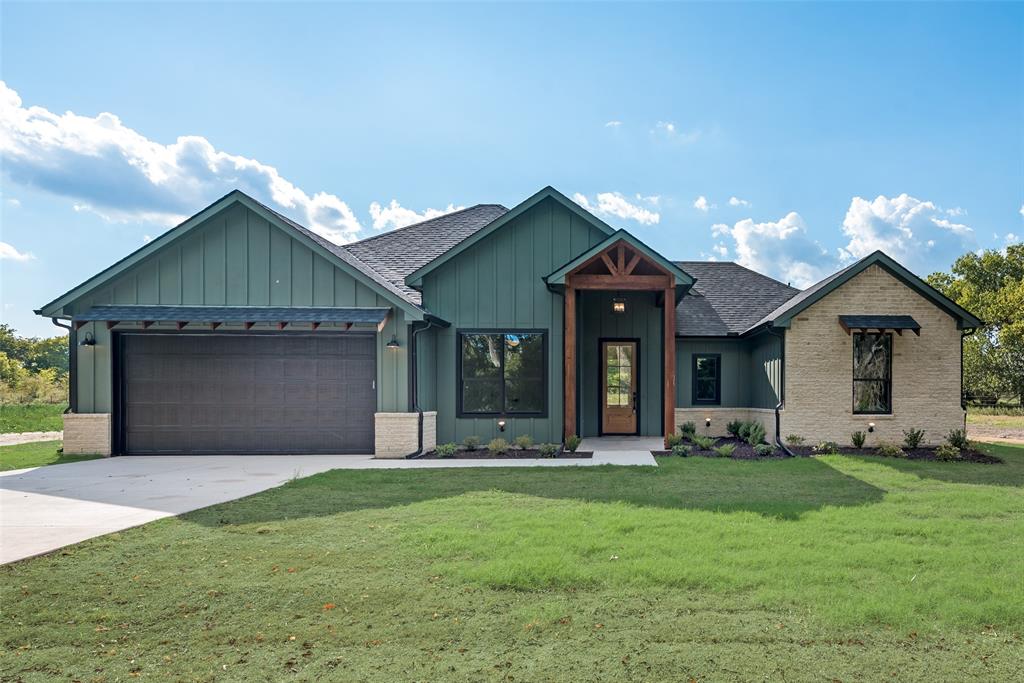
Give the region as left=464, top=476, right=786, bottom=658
left=121, top=334, right=376, bottom=454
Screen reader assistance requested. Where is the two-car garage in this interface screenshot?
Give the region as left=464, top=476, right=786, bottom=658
left=118, top=334, right=377, bottom=455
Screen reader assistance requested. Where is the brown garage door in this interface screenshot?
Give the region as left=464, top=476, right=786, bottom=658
left=119, top=334, right=376, bottom=454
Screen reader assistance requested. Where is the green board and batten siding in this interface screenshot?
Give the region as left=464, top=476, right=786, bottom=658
left=420, top=197, right=609, bottom=444
left=63, top=204, right=408, bottom=414
left=675, top=333, right=782, bottom=409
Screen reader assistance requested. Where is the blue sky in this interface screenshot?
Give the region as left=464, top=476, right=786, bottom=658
left=2, top=1, right=1022, bottom=337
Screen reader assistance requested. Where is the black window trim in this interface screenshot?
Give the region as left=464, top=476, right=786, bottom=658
left=852, top=331, right=893, bottom=415
left=457, top=328, right=548, bottom=418
left=691, top=353, right=722, bottom=406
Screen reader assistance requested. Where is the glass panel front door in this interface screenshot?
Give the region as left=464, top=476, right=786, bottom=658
left=602, top=341, right=638, bottom=434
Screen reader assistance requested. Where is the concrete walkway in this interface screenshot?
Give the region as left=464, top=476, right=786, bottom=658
left=0, top=450, right=655, bottom=564
left=579, top=436, right=661, bottom=466
left=0, top=431, right=63, bottom=447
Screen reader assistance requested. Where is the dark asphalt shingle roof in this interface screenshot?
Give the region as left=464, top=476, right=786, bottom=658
left=674, top=261, right=801, bottom=336
left=341, top=204, right=509, bottom=303
left=74, top=305, right=391, bottom=324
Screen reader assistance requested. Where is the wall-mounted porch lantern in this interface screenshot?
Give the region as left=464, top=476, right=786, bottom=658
left=386, top=335, right=400, bottom=350
left=497, top=419, right=506, bottom=432
left=612, top=298, right=626, bottom=314
left=78, top=332, right=96, bottom=347
left=867, top=422, right=875, bottom=433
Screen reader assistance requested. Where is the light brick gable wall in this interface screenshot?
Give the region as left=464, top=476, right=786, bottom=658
left=781, top=264, right=964, bottom=446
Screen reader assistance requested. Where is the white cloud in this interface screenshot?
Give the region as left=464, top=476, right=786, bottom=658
left=573, top=191, right=660, bottom=225
left=368, top=200, right=464, bottom=231
left=1019, top=204, right=1024, bottom=217
left=838, top=194, right=976, bottom=272
left=652, top=120, right=701, bottom=144
left=635, top=193, right=660, bottom=206
left=693, top=195, right=716, bottom=213
left=946, top=206, right=966, bottom=217
left=712, top=243, right=729, bottom=257
left=5, top=198, right=20, bottom=208
left=605, top=120, right=622, bottom=128
left=0, top=80, right=363, bottom=243
left=728, top=196, right=751, bottom=208
left=142, top=234, right=153, bottom=243
left=0, top=241, right=34, bottom=261
left=714, top=212, right=832, bottom=288
left=1005, top=233, right=1020, bottom=244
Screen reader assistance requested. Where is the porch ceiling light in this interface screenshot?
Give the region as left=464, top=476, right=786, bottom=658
left=612, top=298, right=626, bottom=314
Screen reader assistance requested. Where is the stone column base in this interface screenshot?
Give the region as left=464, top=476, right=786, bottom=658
left=63, top=413, right=112, bottom=456
left=374, top=412, right=437, bottom=458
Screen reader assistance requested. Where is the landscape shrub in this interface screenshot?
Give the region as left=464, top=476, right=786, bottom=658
left=745, top=422, right=766, bottom=446
left=737, top=422, right=752, bottom=441
left=487, top=438, right=510, bottom=455
left=435, top=443, right=458, bottom=458
left=753, top=443, right=775, bottom=456
left=514, top=434, right=534, bottom=450
left=726, top=420, right=743, bottom=438
left=692, top=435, right=715, bottom=450
left=680, top=421, right=696, bottom=437
left=671, top=443, right=691, bottom=457
left=785, top=434, right=805, bottom=447
left=462, top=435, right=481, bottom=451
left=665, top=433, right=684, bottom=449
left=946, top=428, right=970, bottom=450
left=876, top=442, right=906, bottom=458
left=851, top=430, right=866, bottom=448
left=564, top=434, right=582, bottom=452
left=812, top=440, right=840, bottom=454
left=902, top=428, right=926, bottom=450
left=712, top=443, right=736, bottom=457
left=538, top=443, right=559, bottom=458
left=935, top=444, right=961, bottom=461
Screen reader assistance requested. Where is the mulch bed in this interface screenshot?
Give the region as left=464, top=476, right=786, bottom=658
left=418, top=449, right=593, bottom=460
left=789, top=445, right=1002, bottom=464
left=653, top=437, right=788, bottom=460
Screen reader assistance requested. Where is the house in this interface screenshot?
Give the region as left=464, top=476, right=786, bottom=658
left=37, top=186, right=981, bottom=457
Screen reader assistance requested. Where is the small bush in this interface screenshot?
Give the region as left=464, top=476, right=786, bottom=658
left=712, top=443, right=737, bottom=457
left=538, top=443, right=559, bottom=458
left=487, top=438, right=509, bottom=455
left=665, top=433, right=684, bottom=449
left=754, top=443, right=775, bottom=457
left=738, top=422, right=752, bottom=441
left=851, top=430, right=866, bottom=448
left=564, top=434, right=582, bottom=453
left=680, top=421, right=696, bottom=436
left=670, top=443, right=691, bottom=457
left=746, top=422, right=766, bottom=446
left=726, top=420, right=743, bottom=438
left=462, top=435, right=481, bottom=451
left=785, top=434, right=805, bottom=447
left=946, top=428, right=969, bottom=450
left=692, top=435, right=716, bottom=450
left=876, top=442, right=906, bottom=458
left=812, top=440, right=840, bottom=454
left=435, top=442, right=458, bottom=458
left=935, top=444, right=960, bottom=461
left=902, top=428, right=926, bottom=450
left=513, top=434, right=534, bottom=450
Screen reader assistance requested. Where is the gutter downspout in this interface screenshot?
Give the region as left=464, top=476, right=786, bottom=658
left=405, top=318, right=438, bottom=459
left=960, top=328, right=976, bottom=431
left=50, top=318, right=76, bottom=414
left=766, top=326, right=794, bottom=456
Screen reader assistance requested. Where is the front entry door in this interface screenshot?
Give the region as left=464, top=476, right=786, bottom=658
left=601, top=340, right=638, bottom=434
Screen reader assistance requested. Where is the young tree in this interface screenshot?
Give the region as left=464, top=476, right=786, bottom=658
left=928, top=244, right=1024, bottom=404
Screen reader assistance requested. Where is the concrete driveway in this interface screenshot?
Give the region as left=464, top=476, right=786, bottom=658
left=0, top=455, right=358, bottom=564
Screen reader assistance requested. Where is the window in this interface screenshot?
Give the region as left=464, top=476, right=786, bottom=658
left=692, top=354, right=721, bottom=405
left=853, top=332, right=892, bottom=414
left=459, top=331, right=546, bottom=416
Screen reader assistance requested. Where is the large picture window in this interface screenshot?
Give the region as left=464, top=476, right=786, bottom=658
left=853, top=332, right=892, bottom=414
left=692, top=354, right=721, bottom=405
left=459, top=331, right=546, bottom=416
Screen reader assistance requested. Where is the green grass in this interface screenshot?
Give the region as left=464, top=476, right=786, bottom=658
left=0, top=441, right=101, bottom=471
left=0, top=403, right=65, bottom=433
left=968, top=411, right=1024, bottom=429
left=2, top=445, right=1022, bottom=681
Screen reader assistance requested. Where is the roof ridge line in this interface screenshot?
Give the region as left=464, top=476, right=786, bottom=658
left=344, top=203, right=508, bottom=247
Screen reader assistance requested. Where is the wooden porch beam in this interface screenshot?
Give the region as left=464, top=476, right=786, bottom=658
left=663, top=286, right=676, bottom=448
left=600, top=252, right=618, bottom=276
left=623, top=253, right=642, bottom=276
left=570, top=274, right=672, bottom=290
left=617, top=245, right=625, bottom=274
left=564, top=283, right=577, bottom=442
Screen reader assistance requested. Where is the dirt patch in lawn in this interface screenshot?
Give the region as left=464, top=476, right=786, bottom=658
left=418, top=449, right=593, bottom=459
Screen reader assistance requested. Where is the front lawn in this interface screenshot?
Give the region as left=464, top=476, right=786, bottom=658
left=0, top=441, right=101, bottom=471
left=2, top=445, right=1022, bottom=681
left=0, top=403, right=65, bottom=433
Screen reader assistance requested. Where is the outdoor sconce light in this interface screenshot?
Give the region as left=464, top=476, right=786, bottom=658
left=705, top=417, right=712, bottom=428
left=78, top=332, right=96, bottom=347
left=385, top=335, right=400, bottom=350
left=867, top=422, right=875, bottom=433
left=497, top=419, right=506, bottom=432
left=612, top=298, right=626, bottom=314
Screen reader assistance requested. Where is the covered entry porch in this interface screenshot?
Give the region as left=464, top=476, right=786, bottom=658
left=546, top=232, right=694, bottom=447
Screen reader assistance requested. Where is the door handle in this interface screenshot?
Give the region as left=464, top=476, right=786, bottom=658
left=631, top=391, right=638, bottom=414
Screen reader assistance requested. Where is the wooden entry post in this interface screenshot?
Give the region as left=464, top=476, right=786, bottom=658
left=663, top=286, right=676, bottom=447
left=564, top=282, right=577, bottom=441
